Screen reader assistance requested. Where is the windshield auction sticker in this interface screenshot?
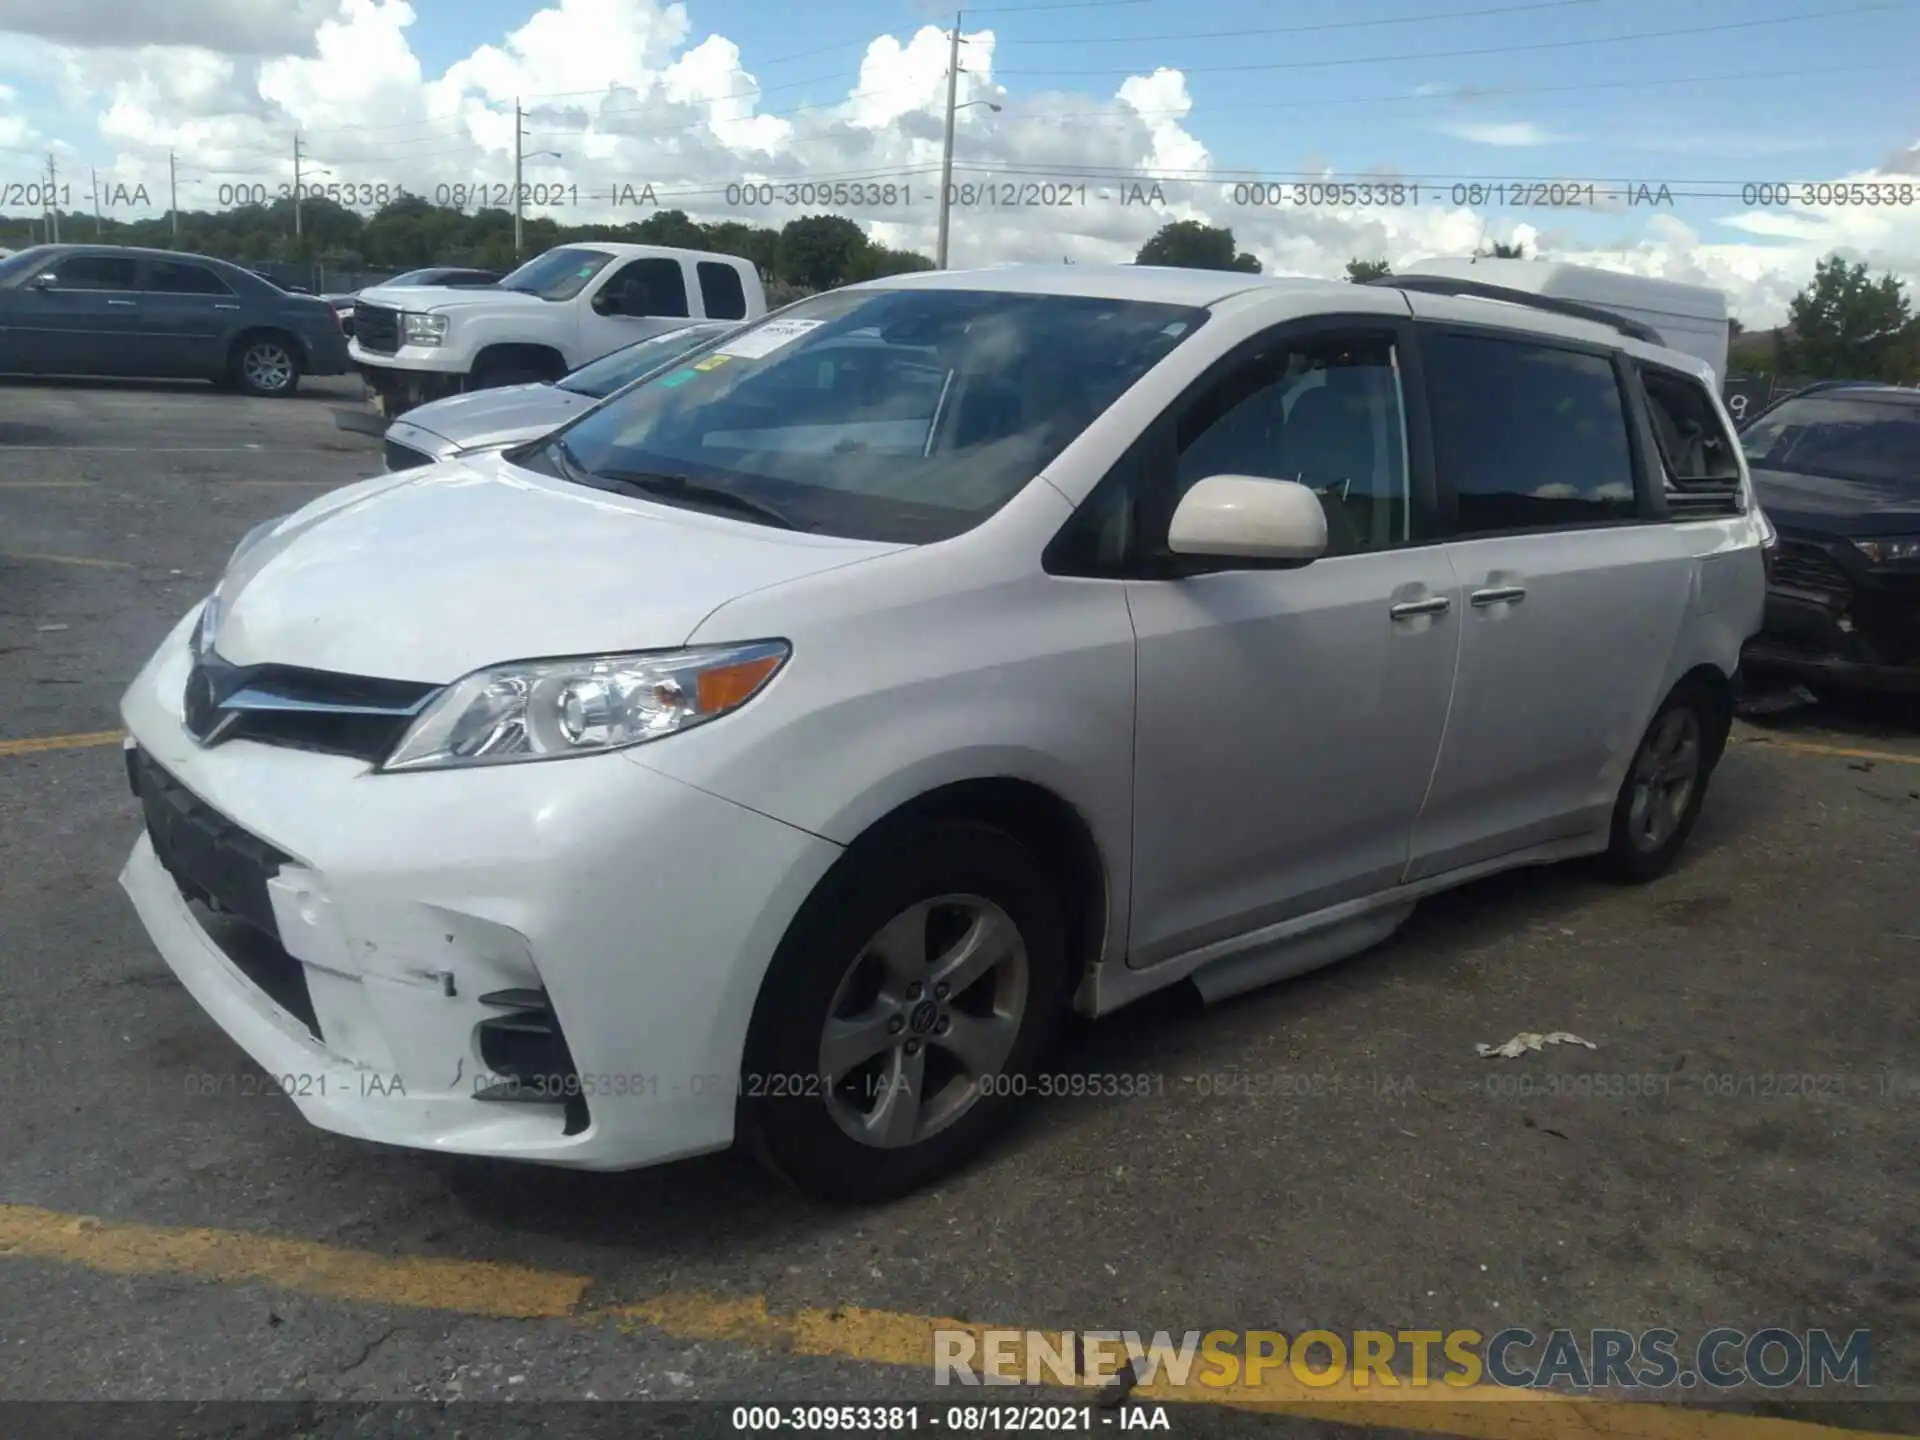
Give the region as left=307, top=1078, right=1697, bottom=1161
left=717, top=317, right=827, bottom=359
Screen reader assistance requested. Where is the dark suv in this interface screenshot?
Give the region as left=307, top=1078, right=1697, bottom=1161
left=1741, top=384, right=1920, bottom=692
left=0, top=244, right=350, bottom=396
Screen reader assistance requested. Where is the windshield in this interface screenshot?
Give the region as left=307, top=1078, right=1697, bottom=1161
left=1741, top=395, right=1920, bottom=487
left=557, top=325, right=733, bottom=399
left=531, top=286, right=1206, bottom=543
left=498, top=247, right=615, bottom=301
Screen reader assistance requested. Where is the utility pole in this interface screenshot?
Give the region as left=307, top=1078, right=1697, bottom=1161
left=935, top=12, right=961, bottom=269
left=513, top=99, right=525, bottom=260
left=46, top=153, right=60, bottom=242
left=91, top=168, right=103, bottom=237
left=169, top=151, right=179, bottom=245
left=293, top=131, right=304, bottom=239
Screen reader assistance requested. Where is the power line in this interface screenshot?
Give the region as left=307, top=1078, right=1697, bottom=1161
left=1010, top=0, right=1605, bottom=45
left=995, top=2, right=1911, bottom=76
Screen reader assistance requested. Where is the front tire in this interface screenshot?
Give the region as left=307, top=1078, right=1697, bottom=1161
left=738, top=821, right=1069, bottom=1202
left=1600, top=679, right=1722, bottom=883
left=232, top=336, right=301, bottom=397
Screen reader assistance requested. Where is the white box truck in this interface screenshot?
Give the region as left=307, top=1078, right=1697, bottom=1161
left=1394, top=257, right=1730, bottom=381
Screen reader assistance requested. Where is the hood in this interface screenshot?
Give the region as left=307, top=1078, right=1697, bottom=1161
left=355, top=283, right=537, bottom=314
left=1749, top=466, right=1920, bottom=538
left=213, top=453, right=906, bottom=681
left=392, top=382, right=590, bottom=450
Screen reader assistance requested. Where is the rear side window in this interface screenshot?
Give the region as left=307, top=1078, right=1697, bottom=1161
left=1740, top=395, right=1920, bottom=487
left=143, top=260, right=233, bottom=296
left=697, top=261, right=748, bottom=320
left=1640, top=366, right=1741, bottom=517
left=1426, top=331, right=1637, bottom=534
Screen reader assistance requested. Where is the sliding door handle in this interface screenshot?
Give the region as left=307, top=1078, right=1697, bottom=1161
left=1470, top=585, right=1527, bottom=607
left=1389, top=595, right=1451, bottom=620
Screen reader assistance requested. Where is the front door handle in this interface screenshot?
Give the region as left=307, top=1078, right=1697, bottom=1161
left=106, top=298, right=136, bottom=307
left=1390, top=596, right=1451, bottom=620
left=1470, top=585, right=1527, bottom=607
left=214, top=303, right=240, bottom=311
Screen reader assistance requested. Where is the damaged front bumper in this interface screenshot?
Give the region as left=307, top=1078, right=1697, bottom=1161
left=1743, top=537, right=1920, bottom=693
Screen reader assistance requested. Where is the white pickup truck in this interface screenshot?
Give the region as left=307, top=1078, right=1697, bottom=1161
left=348, top=242, right=767, bottom=415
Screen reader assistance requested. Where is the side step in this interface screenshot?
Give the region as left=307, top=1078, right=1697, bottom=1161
left=1190, top=903, right=1415, bottom=1004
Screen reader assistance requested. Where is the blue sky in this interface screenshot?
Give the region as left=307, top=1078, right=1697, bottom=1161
left=1, top=0, right=1916, bottom=320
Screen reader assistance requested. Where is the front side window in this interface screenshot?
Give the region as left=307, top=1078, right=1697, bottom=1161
left=533, top=287, right=1206, bottom=543
left=498, top=247, right=614, bottom=301
left=1427, top=332, right=1637, bottom=534
left=1739, top=395, right=1920, bottom=489
left=1173, top=333, right=1411, bottom=557
left=143, top=260, right=233, bottom=296
left=598, top=258, right=688, bottom=318
left=41, top=255, right=139, bottom=291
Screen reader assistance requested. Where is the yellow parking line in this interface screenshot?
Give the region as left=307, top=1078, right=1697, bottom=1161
left=1734, top=735, right=1920, bottom=767
left=0, top=550, right=132, bottom=570
left=0, top=730, right=125, bottom=757
left=0, top=1203, right=1900, bottom=1440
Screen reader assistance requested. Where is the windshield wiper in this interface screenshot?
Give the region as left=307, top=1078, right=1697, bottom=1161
left=594, top=469, right=802, bottom=531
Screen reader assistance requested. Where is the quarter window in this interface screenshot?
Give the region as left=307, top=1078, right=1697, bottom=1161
left=1426, top=332, right=1638, bottom=534
left=1640, top=365, right=1741, bottom=516
left=1173, top=334, right=1411, bottom=557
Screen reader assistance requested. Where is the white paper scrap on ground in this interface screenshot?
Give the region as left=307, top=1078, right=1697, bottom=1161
left=1475, top=1031, right=1598, bottom=1059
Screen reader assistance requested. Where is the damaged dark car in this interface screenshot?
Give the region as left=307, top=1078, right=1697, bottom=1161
left=1740, top=384, right=1920, bottom=694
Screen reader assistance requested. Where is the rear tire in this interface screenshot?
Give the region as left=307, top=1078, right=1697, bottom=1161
left=1600, top=678, right=1723, bottom=884
left=737, top=821, right=1069, bottom=1203
left=231, top=335, right=301, bottom=397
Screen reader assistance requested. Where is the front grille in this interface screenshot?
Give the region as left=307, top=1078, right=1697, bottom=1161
left=135, top=752, right=290, bottom=938
left=132, top=751, right=322, bottom=1039
left=184, top=656, right=443, bottom=765
left=1771, top=540, right=1851, bottom=598
left=384, top=438, right=434, bottom=472
left=354, top=303, right=400, bottom=355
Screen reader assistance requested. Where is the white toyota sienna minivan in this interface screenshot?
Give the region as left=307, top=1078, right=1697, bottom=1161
left=119, top=264, right=1769, bottom=1200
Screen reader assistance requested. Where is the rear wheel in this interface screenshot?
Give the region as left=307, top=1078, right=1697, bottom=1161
left=232, top=335, right=301, bottom=397
left=1600, top=679, right=1721, bottom=883
left=738, top=822, right=1069, bottom=1202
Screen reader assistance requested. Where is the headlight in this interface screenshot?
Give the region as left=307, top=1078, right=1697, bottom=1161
left=403, top=312, right=448, bottom=347
left=381, top=640, right=790, bottom=772
left=1852, top=536, right=1920, bottom=565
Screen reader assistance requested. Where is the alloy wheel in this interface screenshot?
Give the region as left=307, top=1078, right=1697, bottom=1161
left=818, top=895, right=1029, bottom=1150
left=243, top=343, right=294, bottom=393
left=1627, top=707, right=1702, bottom=852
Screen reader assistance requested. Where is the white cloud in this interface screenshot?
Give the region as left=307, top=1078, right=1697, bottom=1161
left=1435, top=119, right=1575, bottom=148
left=0, top=0, right=1915, bottom=327
left=0, top=0, right=340, bottom=55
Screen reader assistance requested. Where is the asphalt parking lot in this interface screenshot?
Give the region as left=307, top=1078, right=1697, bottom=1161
left=1, top=376, right=1917, bottom=1440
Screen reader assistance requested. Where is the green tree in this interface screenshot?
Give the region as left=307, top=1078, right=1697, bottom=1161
left=1135, top=220, right=1261, bottom=273
left=1345, top=258, right=1391, bottom=283
left=1478, top=239, right=1527, bottom=259
left=1781, top=254, right=1914, bottom=381
left=775, top=214, right=869, bottom=290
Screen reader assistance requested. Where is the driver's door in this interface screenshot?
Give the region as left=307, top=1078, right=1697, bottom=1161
left=1122, top=319, right=1462, bottom=968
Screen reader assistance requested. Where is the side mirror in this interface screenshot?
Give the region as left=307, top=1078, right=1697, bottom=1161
left=1167, top=475, right=1327, bottom=565
left=30, top=271, right=57, bottom=290
left=591, top=289, right=616, bottom=316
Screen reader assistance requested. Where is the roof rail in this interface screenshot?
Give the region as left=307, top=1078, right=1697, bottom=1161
left=1363, top=274, right=1666, bottom=347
